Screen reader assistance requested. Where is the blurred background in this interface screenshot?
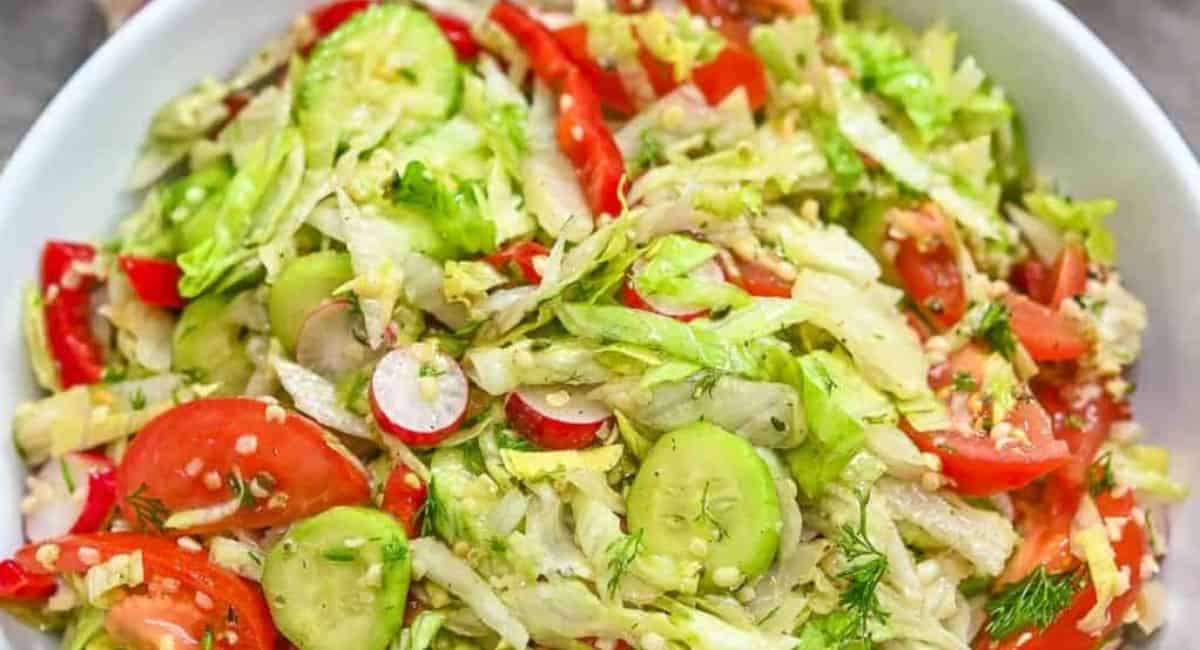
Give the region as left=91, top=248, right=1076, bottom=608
left=0, top=0, right=1198, bottom=163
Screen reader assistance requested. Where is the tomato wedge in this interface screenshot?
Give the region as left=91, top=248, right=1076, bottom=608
left=484, top=240, right=549, bottom=284
left=1004, top=294, right=1089, bottom=362
left=490, top=1, right=626, bottom=218
left=906, top=344, right=1070, bottom=496
left=682, top=0, right=751, bottom=45
left=691, top=46, right=768, bottom=110
left=432, top=12, right=481, bottom=61
left=980, top=491, right=1146, bottom=650
left=1033, top=380, right=1124, bottom=492
left=1009, top=257, right=1050, bottom=304
left=115, top=398, right=370, bottom=534
left=41, top=240, right=105, bottom=388
left=381, top=464, right=428, bottom=538
left=1045, top=243, right=1089, bottom=309
left=555, top=24, right=637, bottom=116
left=14, top=533, right=276, bottom=650
left=118, top=255, right=186, bottom=309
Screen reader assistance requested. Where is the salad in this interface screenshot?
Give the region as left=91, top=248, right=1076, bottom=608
left=1, top=1, right=1188, bottom=649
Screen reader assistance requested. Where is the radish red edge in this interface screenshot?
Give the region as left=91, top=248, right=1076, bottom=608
left=505, top=387, right=612, bottom=450
left=620, top=257, right=726, bottom=322
left=370, top=346, right=469, bottom=448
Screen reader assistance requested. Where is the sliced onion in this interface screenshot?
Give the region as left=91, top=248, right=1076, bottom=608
left=24, top=452, right=116, bottom=542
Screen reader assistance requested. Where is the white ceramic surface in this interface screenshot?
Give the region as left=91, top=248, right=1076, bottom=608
left=0, top=0, right=1197, bottom=648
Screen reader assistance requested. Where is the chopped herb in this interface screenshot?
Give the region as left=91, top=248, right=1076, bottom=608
left=226, top=472, right=256, bottom=509
left=1088, top=452, right=1117, bottom=496
left=496, top=429, right=536, bottom=451
left=695, top=481, right=728, bottom=541
left=382, top=538, right=408, bottom=563
left=836, top=490, right=889, bottom=646
left=59, top=457, right=76, bottom=494
left=102, top=363, right=128, bottom=383
left=952, top=371, right=977, bottom=393
left=200, top=629, right=214, bottom=650
left=692, top=370, right=723, bottom=399
left=977, top=301, right=1018, bottom=359
left=129, top=388, right=147, bottom=411
left=984, top=566, right=1080, bottom=640
left=125, top=483, right=169, bottom=532
left=321, top=547, right=358, bottom=562
left=418, top=364, right=445, bottom=378
left=1065, top=413, right=1086, bottom=429
left=770, top=416, right=787, bottom=432
left=632, top=129, right=662, bottom=173
left=605, top=529, right=644, bottom=598
left=488, top=537, right=508, bottom=555
left=419, top=478, right=447, bottom=537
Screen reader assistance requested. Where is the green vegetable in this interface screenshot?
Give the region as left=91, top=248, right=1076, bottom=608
left=1109, top=444, right=1190, bottom=502
left=838, top=28, right=951, bottom=142
left=976, top=300, right=1018, bottom=359
left=786, top=350, right=893, bottom=497
left=626, top=422, right=781, bottom=589
left=500, top=445, right=624, bottom=482
left=22, top=283, right=58, bottom=392
left=835, top=491, right=889, bottom=646
left=263, top=507, right=411, bottom=650
left=984, top=566, right=1079, bottom=640
left=300, top=5, right=460, bottom=167
left=632, top=235, right=750, bottom=312
left=267, top=251, right=354, bottom=353
left=393, top=161, right=497, bottom=259
left=172, top=292, right=255, bottom=394
left=1024, top=192, right=1118, bottom=264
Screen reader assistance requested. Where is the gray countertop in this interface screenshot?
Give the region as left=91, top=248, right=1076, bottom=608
left=0, top=0, right=1197, bottom=161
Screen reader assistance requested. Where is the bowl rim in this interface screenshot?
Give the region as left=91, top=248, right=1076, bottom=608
left=1, top=0, right=1198, bottom=209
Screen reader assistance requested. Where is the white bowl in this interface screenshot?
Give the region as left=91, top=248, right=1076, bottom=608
left=1, top=0, right=1197, bottom=648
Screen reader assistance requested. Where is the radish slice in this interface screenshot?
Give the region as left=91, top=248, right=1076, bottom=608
left=621, top=257, right=726, bottom=321
left=506, top=386, right=612, bottom=450
left=371, top=344, right=469, bottom=447
left=23, top=452, right=117, bottom=542
left=295, top=299, right=379, bottom=378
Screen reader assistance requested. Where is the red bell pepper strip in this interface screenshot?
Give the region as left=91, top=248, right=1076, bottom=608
left=118, top=255, right=187, bottom=309
left=691, top=45, right=768, bottom=110
left=555, top=24, right=637, bottom=116
left=484, top=240, right=550, bottom=284
left=40, top=241, right=104, bottom=388
left=310, top=0, right=372, bottom=38
left=0, top=559, right=56, bottom=601
left=490, top=1, right=626, bottom=217
left=432, top=12, right=481, bottom=61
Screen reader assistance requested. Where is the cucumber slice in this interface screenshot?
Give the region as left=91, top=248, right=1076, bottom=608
left=300, top=5, right=460, bottom=168
left=626, top=422, right=781, bottom=589
left=264, top=506, right=411, bottom=650
left=267, top=251, right=353, bottom=353
left=171, top=291, right=254, bottom=394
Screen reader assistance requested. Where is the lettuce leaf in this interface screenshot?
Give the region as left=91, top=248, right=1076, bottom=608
left=838, top=28, right=951, bottom=142
left=393, top=160, right=497, bottom=259
left=1023, top=192, right=1118, bottom=264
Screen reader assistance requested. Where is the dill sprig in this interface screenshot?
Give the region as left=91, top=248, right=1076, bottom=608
left=836, top=490, right=889, bottom=645
left=605, top=529, right=644, bottom=598
left=125, top=483, right=169, bottom=532
left=695, top=481, right=728, bottom=541
left=419, top=478, right=447, bottom=537
left=984, top=566, right=1080, bottom=640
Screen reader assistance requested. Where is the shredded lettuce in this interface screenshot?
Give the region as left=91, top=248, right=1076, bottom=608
left=393, top=160, right=498, bottom=259
left=1108, top=444, right=1190, bottom=502
left=1024, top=192, right=1118, bottom=264
left=21, top=283, right=58, bottom=392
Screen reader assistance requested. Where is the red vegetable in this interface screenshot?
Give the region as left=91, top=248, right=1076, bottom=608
left=489, top=1, right=626, bottom=217
left=1004, top=294, right=1089, bottom=362
left=432, top=12, right=481, bottom=61
left=115, top=398, right=371, bottom=534
left=1045, top=243, right=1089, bottom=309
left=891, top=204, right=967, bottom=330
left=724, top=256, right=794, bottom=298
left=0, top=559, right=56, bottom=602
left=692, top=46, right=768, bottom=110
left=682, top=0, right=751, bottom=46
left=555, top=24, right=637, bottom=116
left=14, top=533, right=277, bottom=650
left=310, top=0, right=371, bottom=38
left=906, top=344, right=1070, bottom=496
left=40, top=240, right=104, bottom=388
left=484, top=240, right=550, bottom=284
left=381, top=464, right=428, bottom=538
left=1034, top=379, right=1124, bottom=492
left=118, top=255, right=186, bottom=309
left=506, top=387, right=612, bottom=450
